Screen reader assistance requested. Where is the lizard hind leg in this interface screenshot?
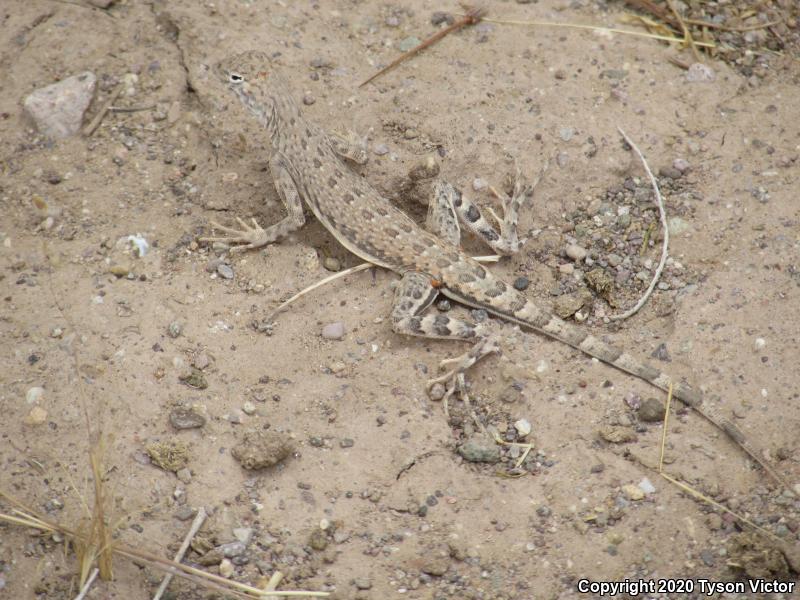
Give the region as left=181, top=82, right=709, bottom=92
left=390, top=271, right=499, bottom=397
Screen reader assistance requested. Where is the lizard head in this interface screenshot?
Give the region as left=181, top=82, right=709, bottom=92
left=216, top=51, right=296, bottom=127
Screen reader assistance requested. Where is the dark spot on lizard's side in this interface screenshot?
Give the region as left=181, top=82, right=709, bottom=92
left=375, top=206, right=389, bottom=217
left=411, top=288, right=423, bottom=300
left=674, top=383, right=702, bottom=406
left=453, top=188, right=463, bottom=207
left=342, top=192, right=355, bottom=204
left=399, top=222, right=413, bottom=234
left=361, top=209, right=374, bottom=220
left=636, top=364, right=661, bottom=381
left=458, top=272, right=476, bottom=284
left=559, top=326, right=588, bottom=347
left=355, top=187, right=366, bottom=198
left=301, top=138, right=308, bottom=150
left=445, top=251, right=460, bottom=262
left=328, top=177, right=338, bottom=188
left=481, top=228, right=499, bottom=242
left=290, top=118, right=296, bottom=126
left=334, top=169, right=343, bottom=178
left=412, top=243, right=426, bottom=253
left=433, top=315, right=452, bottom=337
left=436, top=258, right=449, bottom=268
left=313, top=158, right=322, bottom=169
left=473, top=266, right=487, bottom=279
left=484, top=282, right=506, bottom=298
left=338, top=223, right=358, bottom=242
left=317, top=145, right=325, bottom=157
left=306, top=128, right=312, bottom=137
left=507, top=294, right=526, bottom=313
left=384, top=226, right=399, bottom=238
left=465, top=205, right=480, bottom=223
left=408, top=317, right=423, bottom=333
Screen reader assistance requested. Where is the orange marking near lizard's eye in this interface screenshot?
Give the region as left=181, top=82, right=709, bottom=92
left=430, top=278, right=443, bottom=288
left=256, top=71, right=269, bottom=79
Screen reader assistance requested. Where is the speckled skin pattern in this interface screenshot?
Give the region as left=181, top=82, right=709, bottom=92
left=205, top=50, right=788, bottom=490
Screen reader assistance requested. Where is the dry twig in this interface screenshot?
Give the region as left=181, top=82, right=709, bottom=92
left=82, top=83, right=122, bottom=137
left=609, top=128, right=668, bottom=321
left=152, top=507, right=208, bottom=600
left=359, top=6, right=485, bottom=87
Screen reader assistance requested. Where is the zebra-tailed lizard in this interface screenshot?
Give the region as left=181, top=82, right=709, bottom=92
left=202, top=50, right=792, bottom=492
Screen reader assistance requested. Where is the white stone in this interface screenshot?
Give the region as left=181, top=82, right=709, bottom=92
left=23, top=72, right=96, bottom=139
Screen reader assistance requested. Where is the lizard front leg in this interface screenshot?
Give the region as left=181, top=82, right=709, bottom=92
left=390, top=271, right=499, bottom=396
left=200, top=153, right=305, bottom=253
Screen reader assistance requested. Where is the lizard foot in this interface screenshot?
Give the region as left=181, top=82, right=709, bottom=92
left=426, top=335, right=501, bottom=399
left=487, top=164, right=534, bottom=254
left=199, top=217, right=271, bottom=253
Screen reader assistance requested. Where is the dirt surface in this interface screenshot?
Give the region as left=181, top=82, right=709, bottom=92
left=2, top=1, right=800, bottom=598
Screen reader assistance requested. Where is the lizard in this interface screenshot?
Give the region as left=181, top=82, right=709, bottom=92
left=201, top=50, right=792, bottom=493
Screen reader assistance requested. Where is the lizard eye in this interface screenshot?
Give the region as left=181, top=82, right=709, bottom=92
left=229, top=72, right=244, bottom=84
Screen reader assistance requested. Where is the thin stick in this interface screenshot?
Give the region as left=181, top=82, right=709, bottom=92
left=109, top=104, right=156, bottom=113
left=267, top=263, right=374, bottom=321
left=82, top=83, right=122, bottom=137
left=359, top=6, right=485, bottom=87
left=74, top=568, right=99, bottom=600
left=152, top=507, right=207, bottom=600
left=658, top=383, right=673, bottom=473
left=268, top=255, right=500, bottom=321
left=609, top=127, right=669, bottom=321
left=665, top=0, right=702, bottom=62
left=477, top=17, right=715, bottom=48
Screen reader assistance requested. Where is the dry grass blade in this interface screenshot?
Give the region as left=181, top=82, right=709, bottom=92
left=665, top=0, right=702, bottom=61
left=476, top=16, right=715, bottom=48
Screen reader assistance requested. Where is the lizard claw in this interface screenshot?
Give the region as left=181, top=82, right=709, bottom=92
left=199, top=217, right=271, bottom=252
left=426, top=336, right=501, bottom=398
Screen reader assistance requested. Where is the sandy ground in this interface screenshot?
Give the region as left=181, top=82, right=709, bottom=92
left=1, top=1, right=799, bottom=598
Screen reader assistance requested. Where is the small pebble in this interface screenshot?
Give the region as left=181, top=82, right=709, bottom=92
left=565, top=244, right=587, bottom=262
left=672, top=158, right=691, bottom=173
left=169, top=406, right=207, bottom=430
left=26, top=386, right=45, bottom=404
left=24, top=406, right=48, bottom=426
left=385, top=15, right=400, bottom=27
left=321, top=321, right=345, bottom=340
left=23, top=72, right=97, bottom=139
left=219, top=558, right=234, bottom=578
left=622, top=484, right=644, bottom=501
left=685, top=63, right=715, bottom=82
left=512, top=276, right=529, bottom=291
left=431, top=12, right=454, bottom=26
left=373, top=143, right=389, bottom=156
left=638, top=397, right=666, bottom=422
left=242, top=401, right=256, bottom=415
left=753, top=337, right=766, bottom=351
left=638, top=478, right=656, bottom=494
left=323, top=257, right=341, bottom=272
left=428, top=382, right=446, bottom=401
left=167, top=321, right=182, bottom=338
left=302, top=93, right=316, bottom=106
left=514, top=418, right=532, bottom=438
left=472, top=178, right=488, bottom=191
left=217, top=263, right=234, bottom=279
left=556, top=151, right=569, bottom=167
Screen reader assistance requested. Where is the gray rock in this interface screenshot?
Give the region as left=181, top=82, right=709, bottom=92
left=169, top=406, right=207, bottom=430
left=373, top=143, right=389, bottom=155
left=167, top=321, right=182, bottom=338
left=220, top=540, right=247, bottom=558
left=23, top=72, right=96, bottom=139
left=458, top=435, right=501, bottom=463
left=685, top=63, right=715, bottom=82
left=673, top=158, right=691, bottom=173
left=638, top=397, right=666, bottom=422
left=217, top=263, right=234, bottom=279
left=321, top=321, right=345, bottom=340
